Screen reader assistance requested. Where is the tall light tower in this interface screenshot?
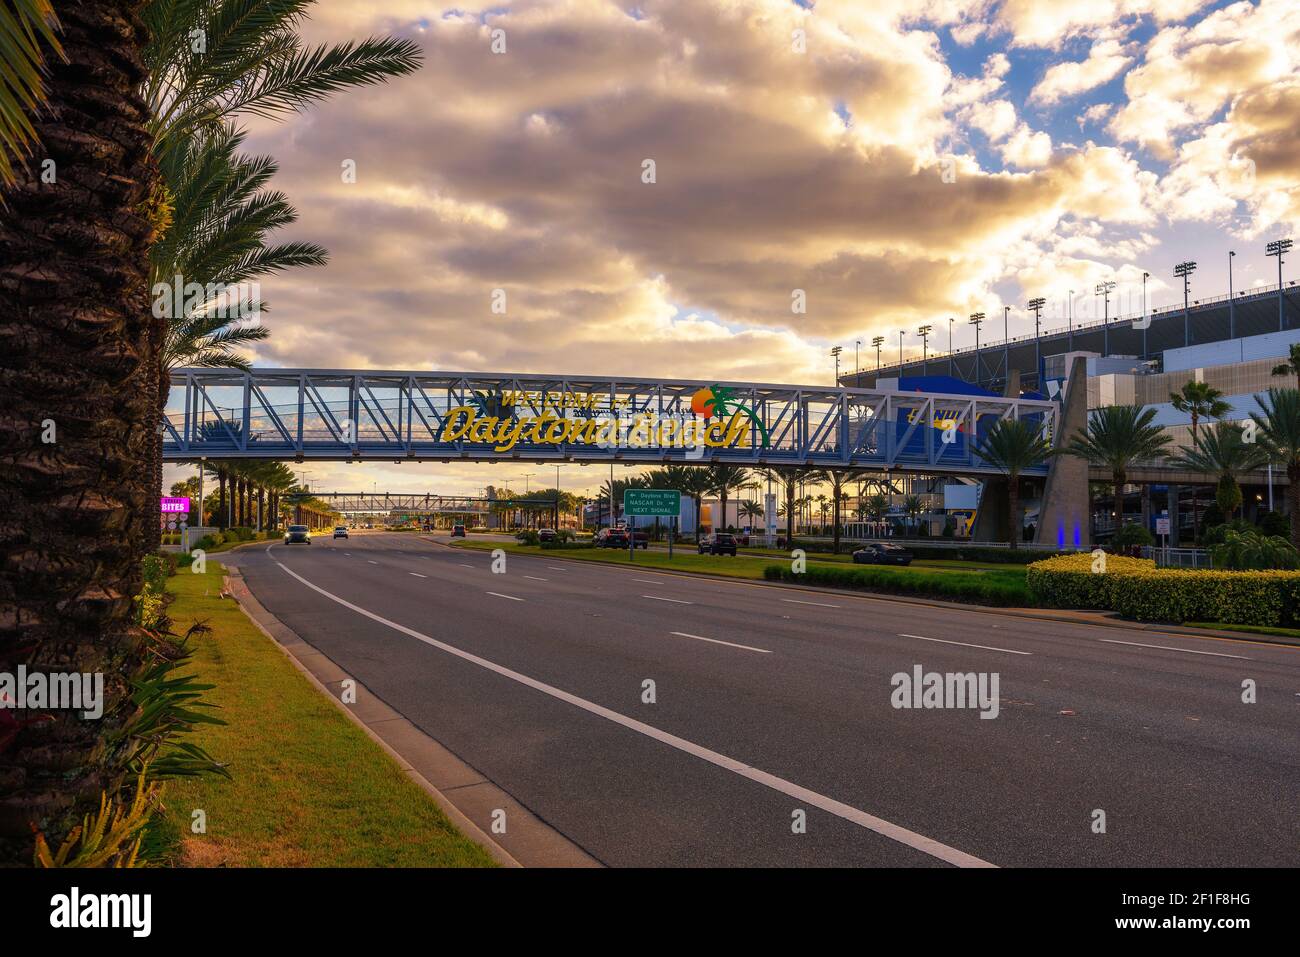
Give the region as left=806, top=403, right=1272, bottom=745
left=872, top=335, right=884, bottom=371
left=854, top=338, right=862, bottom=377
left=917, top=324, right=932, bottom=364
left=1228, top=250, right=1236, bottom=339
left=830, top=345, right=842, bottom=384
left=1174, top=260, right=1196, bottom=347
left=1095, top=280, right=1115, bottom=356
left=898, top=330, right=905, bottom=370
left=968, top=312, right=985, bottom=386
left=1267, top=238, right=1292, bottom=331
left=1141, top=272, right=1149, bottom=358
left=1027, top=297, right=1045, bottom=384
left=1002, top=305, right=1011, bottom=386
left=947, top=317, right=955, bottom=377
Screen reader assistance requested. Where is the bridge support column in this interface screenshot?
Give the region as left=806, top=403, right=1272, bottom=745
left=1035, top=355, right=1091, bottom=550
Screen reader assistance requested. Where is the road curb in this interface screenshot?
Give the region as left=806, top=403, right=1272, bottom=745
left=438, top=539, right=1300, bottom=650
left=221, top=562, right=602, bottom=868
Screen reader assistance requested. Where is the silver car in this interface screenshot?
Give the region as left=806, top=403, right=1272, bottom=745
left=284, top=524, right=311, bottom=544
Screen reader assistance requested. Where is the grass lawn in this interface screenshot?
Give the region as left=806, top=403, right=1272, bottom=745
left=153, top=561, right=496, bottom=868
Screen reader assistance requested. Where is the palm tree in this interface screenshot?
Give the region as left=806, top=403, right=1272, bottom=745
left=1169, top=380, right=1231, bottom=540
left=676, top=466, right=715, bottom=540
left=824, top=469, right=874, bottom=553
left=976, top=419, right=1053, bottom=549
left=739, top=500, right=763, bottom=530
left=140, top=4, right=420, bottom=545
left=0, top=0, right=158, bottom=865
left=0, top=0, right=62, bottom=186
left=903, top=494, right=924, bottom=533
left=705, top=464, right=750, bottom=533
left=1171, top=421, right=1267, bottom=522
left=1271, top=343, right=1300, bottom=391
left=1060, top=405, right=1172, bottom=529
left=762, top=467, right=826, bottom=547
left=140, top=1, right=422, bottom=159
left=866, top=493, right=888, bottom=523
left=1251, top=388, right=1300, bottom=547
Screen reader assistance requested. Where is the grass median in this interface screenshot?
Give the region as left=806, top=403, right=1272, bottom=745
left=450, top=538, right=1033, bottom=604
left=153, top=561, right=497, bottom=868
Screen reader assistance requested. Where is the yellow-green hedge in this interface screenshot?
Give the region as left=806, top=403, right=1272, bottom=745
left=1026, top=553, right=1300, bottom=626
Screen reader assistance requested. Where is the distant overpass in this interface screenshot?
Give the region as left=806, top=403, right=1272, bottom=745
left=161, top=368, right=1056, bottom=477
left=315, top=492, right=555, bottom=515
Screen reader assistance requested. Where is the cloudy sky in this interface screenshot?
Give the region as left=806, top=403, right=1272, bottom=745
left=169, top=0, right=1300, bottom=499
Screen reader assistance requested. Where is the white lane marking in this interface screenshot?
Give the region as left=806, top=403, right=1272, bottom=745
left=459, top=563, right=475, bottom=568
left=524, top=575, right=548, bottom=581
left=783, top=598, right=841, bottom=608
left=409, top=572, right=428, bottom=578
left=633, top=578, right=667, bottom=584
left=669, top=631, right=771, bottom=654
left=367, top=560, right=379, bottom=565
left=547, top=566, right=566, bottom=571
left=642, top=595, right=692, bottom=604
left=899, top=634, right=1031, bottom=656
left=1098, top=638, right=1250, bottom=660
left=273, top=560, right=992, bottom=868
left=486, top=591, right=524, bottom=602
left=344, top=552, right=351, bottom=556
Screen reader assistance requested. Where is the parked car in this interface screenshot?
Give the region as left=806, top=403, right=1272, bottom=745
left=852, top=542, right=913, bottom=566
left=284, top=524, right=311, bottom=545
left=332, top=526, right=348, bottom=539
left=451, top=524, right=466, bottom=537
left=537, top=528, right=557, bottom=542
left=698, top=533, right=738, bottom=556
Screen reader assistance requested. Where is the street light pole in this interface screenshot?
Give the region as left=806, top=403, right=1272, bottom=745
left=854, top=339, right=861, bottom=379
left=898, top=330, right=905, bottom=372
left=872, top=335, right=884, bottom=372
left=1002, top=305, right=1010, bottom=387
left=968, top=312, right=985, bottom=386
left=1068, top=289, right=1074, bottom=351
left=1174, top=260, right=1197, bottom=346
left=1267, top=238, right=1292, bottom=330
left=830, top=345, right=842, bottom=384
left=1141, top=271, right=1149, bottom=358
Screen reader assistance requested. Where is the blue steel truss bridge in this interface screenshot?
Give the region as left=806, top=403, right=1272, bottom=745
left=162, top=368, right=1056, bottom=477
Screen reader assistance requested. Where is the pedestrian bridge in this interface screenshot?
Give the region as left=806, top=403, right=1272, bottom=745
left=162, top=368, right=1056, bottom=476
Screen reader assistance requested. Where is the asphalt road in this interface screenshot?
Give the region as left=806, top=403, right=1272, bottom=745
left=229, top=531, right=1299, bottom=867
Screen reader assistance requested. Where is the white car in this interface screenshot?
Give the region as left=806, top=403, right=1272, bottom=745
left=333, top=526, right=348, bottom=539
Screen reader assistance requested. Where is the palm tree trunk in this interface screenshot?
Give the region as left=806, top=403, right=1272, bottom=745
left=784, top=479, right=795, bottom=547
left=1007, top=474, right=1020, bottom=549
left=217, top=469, right=226, bottom=529
left=832, top=483, right=843, bottom=554
left=0, top=0, right=156, bottom=863
left=1289, top=463, right=1300, bottom=549
left=1114, top=470, right=1126, bottom=531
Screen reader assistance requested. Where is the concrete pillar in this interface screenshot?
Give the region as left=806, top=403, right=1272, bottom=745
left=1140, top=483, right=1152, bottom=531
left=1034, top=355, right=1091, bottom=549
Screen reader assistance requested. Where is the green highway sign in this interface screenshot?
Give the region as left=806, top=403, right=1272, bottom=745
left=623, top=489, right=681, bottom=516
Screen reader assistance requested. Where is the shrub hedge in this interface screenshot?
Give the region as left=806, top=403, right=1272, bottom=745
left=1026, top=552, right=1300, bottom=626
left=762, top=564, right=1032, bottom=606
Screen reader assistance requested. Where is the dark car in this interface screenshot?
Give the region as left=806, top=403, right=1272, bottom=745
left=594, top=528, right=629, bottom=548
left=852, top=542, right=913, bottom=566
left=698, top=533, right=738, bottom=556
left=537, top=528, right=557, bottom=542
left=284, top=524, right=311, bottom=545
left=451, top=524, right=466, bottom=537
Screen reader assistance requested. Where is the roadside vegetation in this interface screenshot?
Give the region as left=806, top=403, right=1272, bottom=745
left=153, top=562, right=495, bottom=867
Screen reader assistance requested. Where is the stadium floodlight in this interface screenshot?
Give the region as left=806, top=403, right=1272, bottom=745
left=1267, top=239, right=1292, bottom=331
left=1174, top=261, right=1197, bottom=346
left=1027, top=298, right=1046, bottom=381
left=969, top=313, right=985, bottom=385
left=871, top=335, right=885, bottom=370
left=917, top=324, right=932, bottom=363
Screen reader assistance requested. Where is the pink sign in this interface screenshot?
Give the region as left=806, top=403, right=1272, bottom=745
left=161, top=497, right=190, bottom=514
